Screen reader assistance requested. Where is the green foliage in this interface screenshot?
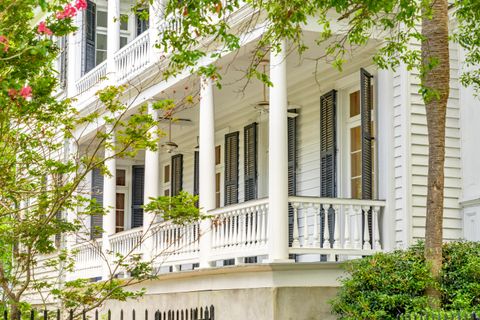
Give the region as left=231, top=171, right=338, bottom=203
left=331, top=242, right=480, bottom=319
left=441, top=242, right=480, bottom=310
left=144, top=191, right=204, bottom=225
left=331, top=244, right=432, bottom=320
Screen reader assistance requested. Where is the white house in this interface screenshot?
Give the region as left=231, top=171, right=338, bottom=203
left=30, top=0, right=480, bottom=318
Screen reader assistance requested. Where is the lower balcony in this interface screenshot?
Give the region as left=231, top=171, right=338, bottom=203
left=71, top=196, right=385, bottom=280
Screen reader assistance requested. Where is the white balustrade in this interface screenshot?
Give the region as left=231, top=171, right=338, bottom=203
left=209, top=198, right=269, bottom=261
left=75, top=61, right=107, bottom=93
left=72, top=240, right=102, bottom=280
left=288, top=196, right=386, bottom=258
left=114, top=31, right=151, bottom=82
left=151, top=221, right=200, bottom=266
left=109, top=227, right=143, bottom=258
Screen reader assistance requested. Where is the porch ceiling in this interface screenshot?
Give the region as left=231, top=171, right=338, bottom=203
left=155, top=31, right=380, bottom=145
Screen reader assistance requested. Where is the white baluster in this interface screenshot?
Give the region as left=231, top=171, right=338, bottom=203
left=353, top=205, right=362, bottom=249
left=261, top=204, right=267, bottom=245
left=344, top=206, right=352, bottom=249
left=246, top=208, right=252, bottom=246
left=322, top=204, right=331, bottom=249
left=232, top=211, right=238, bottom=247
left=362, top=206, right=371, bottom=250
left=255, top=206, right=261, bottom=246
left=291, top=202, right=300, bottom=248
left=373, top=206, right=382, bottom=250
left=313, top=204, right=321, bottom=247
left=333, top=204, right=341, bottom=249
left=302, top=204, right=309, bottom=247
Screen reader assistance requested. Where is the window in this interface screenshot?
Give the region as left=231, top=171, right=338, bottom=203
left=115, top=193, right=125, bottom=232
left=116, top=169, right=126, bottom=186
left=348, top=89, right=375, bottom=199
left=95, top=10, right=131, bottom=65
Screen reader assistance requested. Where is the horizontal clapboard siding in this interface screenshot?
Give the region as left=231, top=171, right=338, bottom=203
left=408, top=41, right=462, bottom=241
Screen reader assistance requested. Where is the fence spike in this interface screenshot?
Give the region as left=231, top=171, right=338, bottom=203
left=69, top=310, right=73, bottom=320
left=95, top=309, right=98, bottom=320
left=132, top=309, right=136, bottom=320
left=82, top=310, right=86, bottom=320
left=120, top=309, right=123, bottom=320
left=30, top=309, right=35, bottom=320
left=210, top=305, right=214, bottom=320
left=145, top=309, right=148, bottom=320
left=108, top=310, right=111, bottom=320
left=44, top=310, right=48, bottom=320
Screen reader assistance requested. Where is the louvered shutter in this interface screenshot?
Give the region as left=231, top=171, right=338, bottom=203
left=320, top=90, right=337, bottom=249
left=171, top=154, right=183, bottom=196
left=83, top=0, right=96, bottom=75
left=224, top=132, right=239, bottom=205
left=91, top=168, right=104, bottom=239
left=136, top=9, right=149, bottom=36
left=320, top=90, right=337, bottom=198
left=59, top=36, right=68, bottom=89
left=193, top=151, right=199, bottom=196
left=360, top=68, right=374, bottom=200
left=360, top=68, right=374, bottom=248
left=131, top=165, right=145, bottom=228
left=288, top=115, right=298, bottom=248
left=244, top=123, right=258, bottom=201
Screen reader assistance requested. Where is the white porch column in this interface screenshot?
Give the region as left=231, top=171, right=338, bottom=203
left=102, top=124, right=116, bottom=279
left=377, top=69, right=395, bottom=251
left=198, top=76, right=215, bottom=268
left=267, top=40, right=291, bottom=262
left=149, top=0, right=164, bottom=62
left=143, top=102, right=160, bottom=261
left=106, top=0, right=120, bottom=75
left=66, top=13, right=82, bottom=97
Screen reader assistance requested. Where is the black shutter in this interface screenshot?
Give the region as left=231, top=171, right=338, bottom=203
left=320, top=90, right=337, bottom=198
left=360, top=68, right=374, bottom=200
left=171, top=154, right=183, bottom=196
left=83, top=0, right=96, bottom=75
left=91, top=168, right=104, bottom=239
left=136, top=9, right=149, bottom=36
left=224, top=132, right=239, bottom=205
left=360, top=68, right=374, bottom=248
left=288, top=115, right=298, bottom=248
left=244, top=123, right=258, bottom=202
left=193, top=151, right=199, bottom=196
left=320, top=90, right=337, bottom=250
left=59, top=36, right=68, bottom=89
left=131, top=165, right=145, bottom=228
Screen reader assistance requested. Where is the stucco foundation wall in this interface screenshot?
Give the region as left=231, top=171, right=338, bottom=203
left=98, top=286, right=338, bottom=320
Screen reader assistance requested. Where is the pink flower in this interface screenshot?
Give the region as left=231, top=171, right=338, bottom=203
left=57, top=4, right=77, bottom=19
left=0, top=35, right=9, bottom=52
left=37, top=21, right=53, bottom=35
left=19, top=86, right=32, bottom=99
left=74, top=0, right=87, bottom=10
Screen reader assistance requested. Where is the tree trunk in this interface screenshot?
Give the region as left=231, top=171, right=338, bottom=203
left=421, top=0, right=450, bottom=307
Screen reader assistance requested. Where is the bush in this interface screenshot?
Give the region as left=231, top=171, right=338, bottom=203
left=330, top=242, right=480, bottom=320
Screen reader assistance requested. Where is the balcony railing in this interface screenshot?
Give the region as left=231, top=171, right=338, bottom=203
left=110, top=227, right=143, bottom=257
left=75, top=60, right=107, bottom=94
left=288, top=196, right=385, bottom=259
left=114, top=31, right=151, bottom=82
left=71, top=240, right=103, bottom=280
left=70, top=196, right=386, bottom=279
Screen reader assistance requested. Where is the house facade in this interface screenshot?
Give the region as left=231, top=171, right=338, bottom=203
left=29, top=1, right=480, bottom=318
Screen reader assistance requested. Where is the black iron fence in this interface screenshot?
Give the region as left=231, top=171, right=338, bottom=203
left=2, top=306, right=214, bottom=320
left=399, top=311, right=479, bottom=320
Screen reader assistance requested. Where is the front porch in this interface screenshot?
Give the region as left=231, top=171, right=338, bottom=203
left=70, top=16, right=393, bottom=280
